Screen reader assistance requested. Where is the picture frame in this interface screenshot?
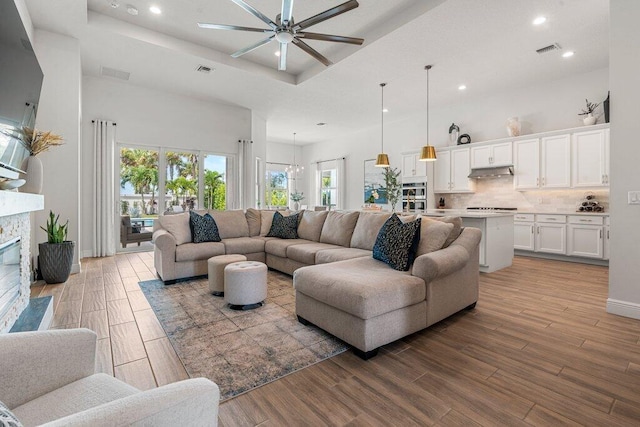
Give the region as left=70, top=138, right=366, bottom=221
left=363, top=159, right=387, bottom=204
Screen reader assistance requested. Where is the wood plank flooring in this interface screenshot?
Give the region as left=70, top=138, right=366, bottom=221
left=35, top=253, right=640, bottom=425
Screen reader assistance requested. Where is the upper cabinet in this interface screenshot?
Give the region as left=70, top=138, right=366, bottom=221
left=434, top=147, right=473, bottom=193
left=401, top=152, right=427, bottom=180
left=514, top=135, right=571, bottom=190
left=571, top=128, right=610, bottom=187
left=470, top=142, right=513, bottom=168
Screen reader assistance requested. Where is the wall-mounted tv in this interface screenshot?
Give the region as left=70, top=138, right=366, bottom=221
left=0, top=0, right=44, bottom=179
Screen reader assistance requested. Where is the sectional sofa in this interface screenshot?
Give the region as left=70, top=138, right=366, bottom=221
left=152, top=209, right=481, bottom=357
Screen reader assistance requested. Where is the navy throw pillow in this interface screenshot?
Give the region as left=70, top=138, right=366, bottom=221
left=267, top=211, right=299, bottom=239
left=373, top=214, right=422, bottom=271
left=189, top=211, right=221, bottom=243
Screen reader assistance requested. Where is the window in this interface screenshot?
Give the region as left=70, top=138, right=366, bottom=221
left=203, top=154, right=227, bottom=210
left=316, top=158, right=345, bottom=210
left=165, top=151, right=199, bottom=212
left=265, top=163, right=288, bottom=209
left=119, top=147, right=159, bottom=217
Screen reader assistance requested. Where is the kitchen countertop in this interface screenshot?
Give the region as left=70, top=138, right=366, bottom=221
left=516, top=210, right=608, bottom=216
left=418, top=209, right=516, bottom=218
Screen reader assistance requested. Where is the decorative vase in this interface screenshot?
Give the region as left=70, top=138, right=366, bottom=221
left=506, top=117, right=521, bottom=137
left=39, top=241, right=75, bottom=284
left=293, top=201, right=299, bottom=211
left=19, top=155, right=43, bottom=194
left=583, top=114, right=597, bottom=126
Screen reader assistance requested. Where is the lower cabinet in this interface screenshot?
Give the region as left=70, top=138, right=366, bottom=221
left=604, top=225, right=610, bottom=260
left=514, top=221, right=535, bottom=251
left=568, top=224, right=603, bottom=258
left=536, top=222, right=566, bottom=254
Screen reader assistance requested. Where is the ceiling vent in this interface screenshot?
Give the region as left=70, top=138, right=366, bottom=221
left=101, top=66, right=130, bottom=81
left=196, top=65, right=213, bottom=74
left=536, top=43, right=561, bottom=54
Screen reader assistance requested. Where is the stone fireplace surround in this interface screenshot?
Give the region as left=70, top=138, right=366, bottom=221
left=0, top=191, right=44, bottom=332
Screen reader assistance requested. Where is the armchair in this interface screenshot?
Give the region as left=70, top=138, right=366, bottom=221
left=120, top=216, right=153, bottom=248
left=0, top=329, right=219, bottom=426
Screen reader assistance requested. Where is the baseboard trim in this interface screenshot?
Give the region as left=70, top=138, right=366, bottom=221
left=606, top=298, right=640, bottom=320
left=81, top=249, right=93, bottom=259
left=71, top=262, right=81, bottom=274
left=514, top=251, right=609, bottom=266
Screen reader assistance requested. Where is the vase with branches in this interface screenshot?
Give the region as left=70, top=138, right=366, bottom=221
left=18, top=127, right=64, bottom=194
left=383, top=167, right=402, bottom=212
left=578, top=99, right=599, bottom=125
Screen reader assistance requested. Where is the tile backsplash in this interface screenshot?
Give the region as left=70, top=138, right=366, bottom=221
left=437, top=176, right=609, bottom=212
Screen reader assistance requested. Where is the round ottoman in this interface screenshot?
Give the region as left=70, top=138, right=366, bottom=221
left=207, top=254, right=247, bottom=297
left=224, top=261, right=268, bottom=310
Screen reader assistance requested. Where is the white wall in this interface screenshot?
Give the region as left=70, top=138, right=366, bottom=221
left=608, top=1, right=640, bottom=318
left=33, top=29, right=82, bottom=273
left=81, top=76, right=253, bottom=257
left=302, top=67, right=609, bottom=210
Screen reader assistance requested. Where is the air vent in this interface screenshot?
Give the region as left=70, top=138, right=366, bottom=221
left=536, top=43, right=561, bottom=54
left=101, top=66, right=130, bottom=81
left=196, top=65, right=213, bottom=73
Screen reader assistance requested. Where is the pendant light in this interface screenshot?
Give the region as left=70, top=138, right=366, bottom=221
left=375, top=82, right=390, bottom=167
left=286, top=132, right=303, bottom=186
left=419, top=65, right=437, bottom=162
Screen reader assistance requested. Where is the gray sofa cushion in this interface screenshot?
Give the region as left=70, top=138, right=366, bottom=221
left=175, top=242, right=225, bottom=262
left=264, top=238, right=313, bottom=258
left=350, top=212, right=391, bottom=250
left=297, top=210, right=329, bottom=242
left=159, top=212, right=191, bottom=245
left=245, top=208, right=261, bottom=237
left=320, top=211, right=360, bottom=247
left=189, top=211, right=221, bottom=243
left=294, top=257, right=426, bottom=320
left=428, top=216, right=463, bottom=248
left=315, top=247, right=371, bottom=264
left=286, top=243, right=343, bottom=265
left=415, top=218, right=454, bottom=257
left=210, top=210, right=249, bottom=239
left=373, top=215, right=422, bottom=271
left=259, top=210, right=291, bottom=236
left=266, top=211, right=299, bottom=239
left=222, top=237, right=265, bottom=254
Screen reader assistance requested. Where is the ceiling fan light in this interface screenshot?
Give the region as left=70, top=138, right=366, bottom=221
left=419, top=145, right=437, bottom=161
left=375, top=153, right=390, bottom=167
left=275, top=31, right=295, bottom=43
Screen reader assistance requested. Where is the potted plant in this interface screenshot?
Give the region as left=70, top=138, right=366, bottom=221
left=578, top=99, right=599, bottom=126
left=20, top=127, right=64, bottom=194
left=383, top=167, right=402, bottom=212
left=39, top=210, right=74, bottom=284
left=290, top=191, right=304, bottom=210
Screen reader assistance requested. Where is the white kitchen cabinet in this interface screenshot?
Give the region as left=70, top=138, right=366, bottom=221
left=458, top=215, right=514, bottom=273
left=471, top=142, right=512, bottom=168
left=535, top=214, right=567, bottom=254
left=572, top=129, right=609, bottom=187
left=401, top=152, right=427, bottom=180
left=513, top=139, right=540, bottom=190
left=434, top=147, right=473, bottom=193
left=540, top=134, right=571, bottom=188
left=604, top=225, right=610, bottom=260
left=514, top=221, right=535, bottom=250
left=568, top=224, right=603, bottom=258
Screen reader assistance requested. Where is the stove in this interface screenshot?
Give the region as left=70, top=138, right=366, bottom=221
left=466, top=207, right=518, bottom=211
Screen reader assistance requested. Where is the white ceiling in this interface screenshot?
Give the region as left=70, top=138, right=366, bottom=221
left=25, top=0, right=609, bottom=145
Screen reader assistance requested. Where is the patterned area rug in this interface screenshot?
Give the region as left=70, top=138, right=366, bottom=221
left=139, top=271, right=348, bottom=401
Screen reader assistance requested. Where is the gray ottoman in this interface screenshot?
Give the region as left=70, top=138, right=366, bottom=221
left=208, top=254, right=247, bottom=296
left=224, top=261, right=268, bottom=310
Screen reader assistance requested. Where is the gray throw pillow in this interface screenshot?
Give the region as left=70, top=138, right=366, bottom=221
left=267, top=211, right=299, bottom=239
left=0, top=400, right=22, bottom=427
left=189, top=211, right=221, bottom=243
left=373, top=213, right=421, bottom=271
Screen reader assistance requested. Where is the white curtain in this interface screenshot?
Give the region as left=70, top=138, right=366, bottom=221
left=336, top=157, right=346, bottom=210
left=92, top=120, right=116, bottom=257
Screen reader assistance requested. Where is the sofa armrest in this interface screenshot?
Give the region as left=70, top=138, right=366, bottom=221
left=43, top=378, right=220, bottom=427
left=153, top=229, right=176, bottom=249
left=0, top=329, right=97, bottom=409
left=412, top=227, right=482, bottom=283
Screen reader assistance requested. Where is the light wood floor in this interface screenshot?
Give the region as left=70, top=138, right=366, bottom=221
left=35, top=254, right=640, bottom=426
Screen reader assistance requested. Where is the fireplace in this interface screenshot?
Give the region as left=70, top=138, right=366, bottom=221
left=0, top=237, right=21, bottom=323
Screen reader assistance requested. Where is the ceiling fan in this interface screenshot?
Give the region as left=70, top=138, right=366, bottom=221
left=198, top=0, right=364, bottom=71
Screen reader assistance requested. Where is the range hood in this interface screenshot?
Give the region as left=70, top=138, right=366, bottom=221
left=468, top=166, right=514, bottom=179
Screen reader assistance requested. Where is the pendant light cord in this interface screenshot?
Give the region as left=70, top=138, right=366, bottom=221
left=380, top=83, right=386, bottom=153
left=425, top=65, right=431, bottom=145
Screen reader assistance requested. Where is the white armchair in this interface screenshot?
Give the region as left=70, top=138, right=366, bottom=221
left=0, top=329, right=219, bottom=426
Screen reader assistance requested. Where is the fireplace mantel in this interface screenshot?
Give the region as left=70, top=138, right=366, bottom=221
left=0, top=191, right=44, bottom=217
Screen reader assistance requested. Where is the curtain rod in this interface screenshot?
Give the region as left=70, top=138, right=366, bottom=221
left=266, top=161, right=291, bottom=166
left=91, top=120, right=117, bottom=126
left=312, top=156, right=345, bottom=164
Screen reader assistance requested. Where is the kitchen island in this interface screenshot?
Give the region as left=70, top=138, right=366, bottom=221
left=420, top=209, right=515, bottom=273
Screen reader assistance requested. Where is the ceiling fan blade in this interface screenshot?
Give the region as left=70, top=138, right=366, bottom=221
left=294, top=0, right=359, bottom=31
left=278, top=43, right=288, bottom=71
left=292, top=38, right=332, bottom=66
left=231, top=35, right=275, bottom=58
left=297, top=32, right=364, bottom=45
left=230, top=0, right=277, bottom=29
left=198, top=23, right=274, bottom=33
left=281, top=0, right=294, bottom=25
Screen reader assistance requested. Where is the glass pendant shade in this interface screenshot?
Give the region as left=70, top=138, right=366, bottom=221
left=375, top=153, right=390, bottom=167
left=418, top=64, right=437, bottom=162
left=419, top=145, right=437, bottom=161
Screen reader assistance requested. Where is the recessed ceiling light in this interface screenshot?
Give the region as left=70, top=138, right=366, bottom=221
left=458, top=85, right=467, bottom=91
left=562, top=51, right=575, bottom=58
left=275, top=51, right=280, bottom=57
left=126, top=5, right=138, bottom=15
left=317, top=122, right=327, bottom=126
left=109, top=1, right=120, bottom=9
left=382, top=108, right=389, bottom=113
left=149, top=5, right=162, bottom=14
left=533, top=16, right=546, bottom=25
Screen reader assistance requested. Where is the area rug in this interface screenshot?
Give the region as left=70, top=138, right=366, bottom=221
left=139, top=271, right=348, bottom=400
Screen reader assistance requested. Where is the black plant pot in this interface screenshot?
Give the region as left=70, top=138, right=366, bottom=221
left=39, top=241, right=75, bottom=284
